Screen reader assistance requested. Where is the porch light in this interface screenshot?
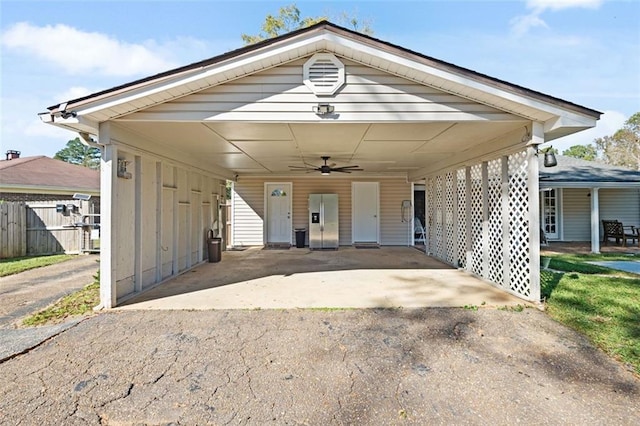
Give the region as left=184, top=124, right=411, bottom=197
left=312, top=103, right=334, bottom=116
left=541, top=147, right=558, bottom=168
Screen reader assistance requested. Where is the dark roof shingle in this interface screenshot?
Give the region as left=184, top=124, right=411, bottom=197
left=539, top=155, right=640, bottom=183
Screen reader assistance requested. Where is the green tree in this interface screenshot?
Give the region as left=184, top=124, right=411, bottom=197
left=594, top=112, right=640, bottom=170
left=242, top=3, right=373, bottom=45
left=562, top=144, right=597, bottom=161
left=54, top=137, right=101, bottom=169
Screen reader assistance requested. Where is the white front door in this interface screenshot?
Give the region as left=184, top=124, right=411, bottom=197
left=266, top=183, right=292, bottom=244
left=353, top=182, right=379, bottom=243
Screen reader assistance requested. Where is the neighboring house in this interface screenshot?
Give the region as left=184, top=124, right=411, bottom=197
left=39, top=22, right=600, bottom=308
left=539, top=155, right=640, bottom=252
left=0, top=152, right=100, bottom=257
left=0, top=152, right=100, bottom=201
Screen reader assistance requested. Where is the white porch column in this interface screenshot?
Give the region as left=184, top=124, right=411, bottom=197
left=527, top=122, right=543, bottom=302
left=590, top=187, right=600, bottom=253
left=99, top=123, right=117, bottom=309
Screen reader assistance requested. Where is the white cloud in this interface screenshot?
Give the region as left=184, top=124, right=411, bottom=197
left=546, top=110, right=627, bottom=153
left=1, top=22, right=179, bottom=77
left=511, top=0, right=604, bottom=36
left=526, top=0, right=603, bottom=12
left=509, top=13, right=549, bottom=38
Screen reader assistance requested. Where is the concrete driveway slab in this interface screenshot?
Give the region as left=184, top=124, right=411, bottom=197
left=120, top=247, right=525, bottom=310
left=0, top=309, right=637, bottom=424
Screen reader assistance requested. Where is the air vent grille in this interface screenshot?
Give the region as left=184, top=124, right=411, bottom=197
left=303, top=53, right=345, bottom=95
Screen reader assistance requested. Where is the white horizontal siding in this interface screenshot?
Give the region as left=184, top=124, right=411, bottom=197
left=599, top=188, right=640, bottom=236
left=562, top=188, right=590, bottom=241
left=232, top=181, right=264, bottom=246
left=124, top=57, right=519, bottom=123
left=232, top=177, right=410, bottom=246
left=561, top=187, right=640, bottom=241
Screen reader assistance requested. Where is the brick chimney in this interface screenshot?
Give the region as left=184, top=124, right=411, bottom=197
left=5, top=150, right=20, bottom=160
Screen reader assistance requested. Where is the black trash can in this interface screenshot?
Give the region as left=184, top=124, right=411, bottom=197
left=207, top=233, right=222, bottom=263
left=294, top=228, right=306, bottom=248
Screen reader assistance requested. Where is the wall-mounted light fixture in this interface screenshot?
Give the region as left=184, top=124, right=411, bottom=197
left=540, top=147, right=558, bottom=167
left=117, top=159, right=132, bottom=179
left=312, top=103, right=335, bottom=116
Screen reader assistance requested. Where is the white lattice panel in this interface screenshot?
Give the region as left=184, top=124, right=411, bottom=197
left=469, top=164, right=484, bottom=276
left=487, top=159, right=504, bottom=285
left=426, top=178, right=435, bottom=254
left=508, top=151, right=530, bottom=297
left=444, top=171, right=456, bottom=265
left=456, top=168, right=467, bottom=268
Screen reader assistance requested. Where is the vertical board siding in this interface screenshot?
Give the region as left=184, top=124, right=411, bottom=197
left=140, top=157, right=158, bottom=288
left=562, top=188, right=591, bottom=241
left=110, top=147, right=224, bottom=302
left=233, top=177, right=410, bottom=246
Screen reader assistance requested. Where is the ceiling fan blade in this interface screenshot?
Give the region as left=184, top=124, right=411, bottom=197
left=332, top=167, right=363, bottom=171
left=332, top=169, right=352, bottom=173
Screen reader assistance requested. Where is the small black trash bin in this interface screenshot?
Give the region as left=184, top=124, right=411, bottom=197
left=207, top=230, right=222, bottom=263
left=294, top=228, right=306, bottom=248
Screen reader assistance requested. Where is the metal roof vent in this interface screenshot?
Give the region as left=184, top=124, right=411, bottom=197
left=303, top=53, right=345, bottom=96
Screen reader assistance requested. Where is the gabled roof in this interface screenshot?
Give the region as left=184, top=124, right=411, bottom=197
left=41, top=21, right=600, bottom=141
left=539, top=155, right=640, bottom=187
left=0, top=156, right=100, bottom=193
left=46, top=21, right=601, bottom=119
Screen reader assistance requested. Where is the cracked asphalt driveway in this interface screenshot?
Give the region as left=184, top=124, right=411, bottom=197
left=0, top=309, right=638, bottom=425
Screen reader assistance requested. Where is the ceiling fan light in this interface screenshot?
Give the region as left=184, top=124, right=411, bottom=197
left=321, top=171, right=330, bottom=176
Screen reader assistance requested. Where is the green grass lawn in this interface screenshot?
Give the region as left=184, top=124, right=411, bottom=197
left=0, top=254, right=74, bottom=277
left=542, top=253, right=640, bottom=375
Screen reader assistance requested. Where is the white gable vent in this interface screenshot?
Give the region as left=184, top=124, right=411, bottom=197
left=303, top=53, right=345, bottom=96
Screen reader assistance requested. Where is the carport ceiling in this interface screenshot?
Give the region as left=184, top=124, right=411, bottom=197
left=118, top=120, right=526, bottom=176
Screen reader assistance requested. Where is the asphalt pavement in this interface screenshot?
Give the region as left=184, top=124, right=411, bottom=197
left=0, top=308, right=637, bottom=424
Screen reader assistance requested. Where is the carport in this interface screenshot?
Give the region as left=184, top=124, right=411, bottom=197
left=39, top=22, right=600, bottom=308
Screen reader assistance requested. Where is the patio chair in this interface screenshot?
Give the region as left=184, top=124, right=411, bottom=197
left=602, top=220, right=638, bottom=247
left=414, top=217, right=426, bottom=244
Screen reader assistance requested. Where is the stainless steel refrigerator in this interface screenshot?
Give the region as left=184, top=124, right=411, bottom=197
left=309, top=194, right=339, bottom=249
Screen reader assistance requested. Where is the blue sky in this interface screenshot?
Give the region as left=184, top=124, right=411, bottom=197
left=1, top=0, right=639, bottom=158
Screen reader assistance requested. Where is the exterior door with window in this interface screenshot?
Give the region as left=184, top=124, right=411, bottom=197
left=541, top=189, right=559, bottom=239
left=266, top=183, right=292, bottom=244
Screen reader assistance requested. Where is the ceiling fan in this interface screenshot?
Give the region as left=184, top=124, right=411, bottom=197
left=289, top=156, right=363, bottom=175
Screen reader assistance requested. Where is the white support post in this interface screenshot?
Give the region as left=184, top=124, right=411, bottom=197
left=424, top=180, right=430, bottom=254
left=590, top=187, right=600, bottom=254
left=186, top=172, right=192, bottom=269
left=481, top=161, right=489, bottom=279
left=155, top=161, right=163, bottom=283
left=134, top=155, right=142, bottom=293
left=501, top=156, right=510, bottom=289
left=452, top=171, right=459, bottom=267
left=99, top=123, right=117, bottom=309
left=172, top=167, right=179, bottom=275
left=527, top=122, right=543, bottom=302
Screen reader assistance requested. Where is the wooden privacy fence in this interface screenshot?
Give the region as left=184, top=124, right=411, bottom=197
left=0, top=200, right=99, bottom=258
left=0, top=202, right=27, bottom=258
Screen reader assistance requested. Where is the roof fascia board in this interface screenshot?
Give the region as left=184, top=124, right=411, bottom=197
left=0, top=184, right=100, bottom=195
left=74, top=34, right=329, bottom=118
left=538, top=181, right=640, bottom=188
